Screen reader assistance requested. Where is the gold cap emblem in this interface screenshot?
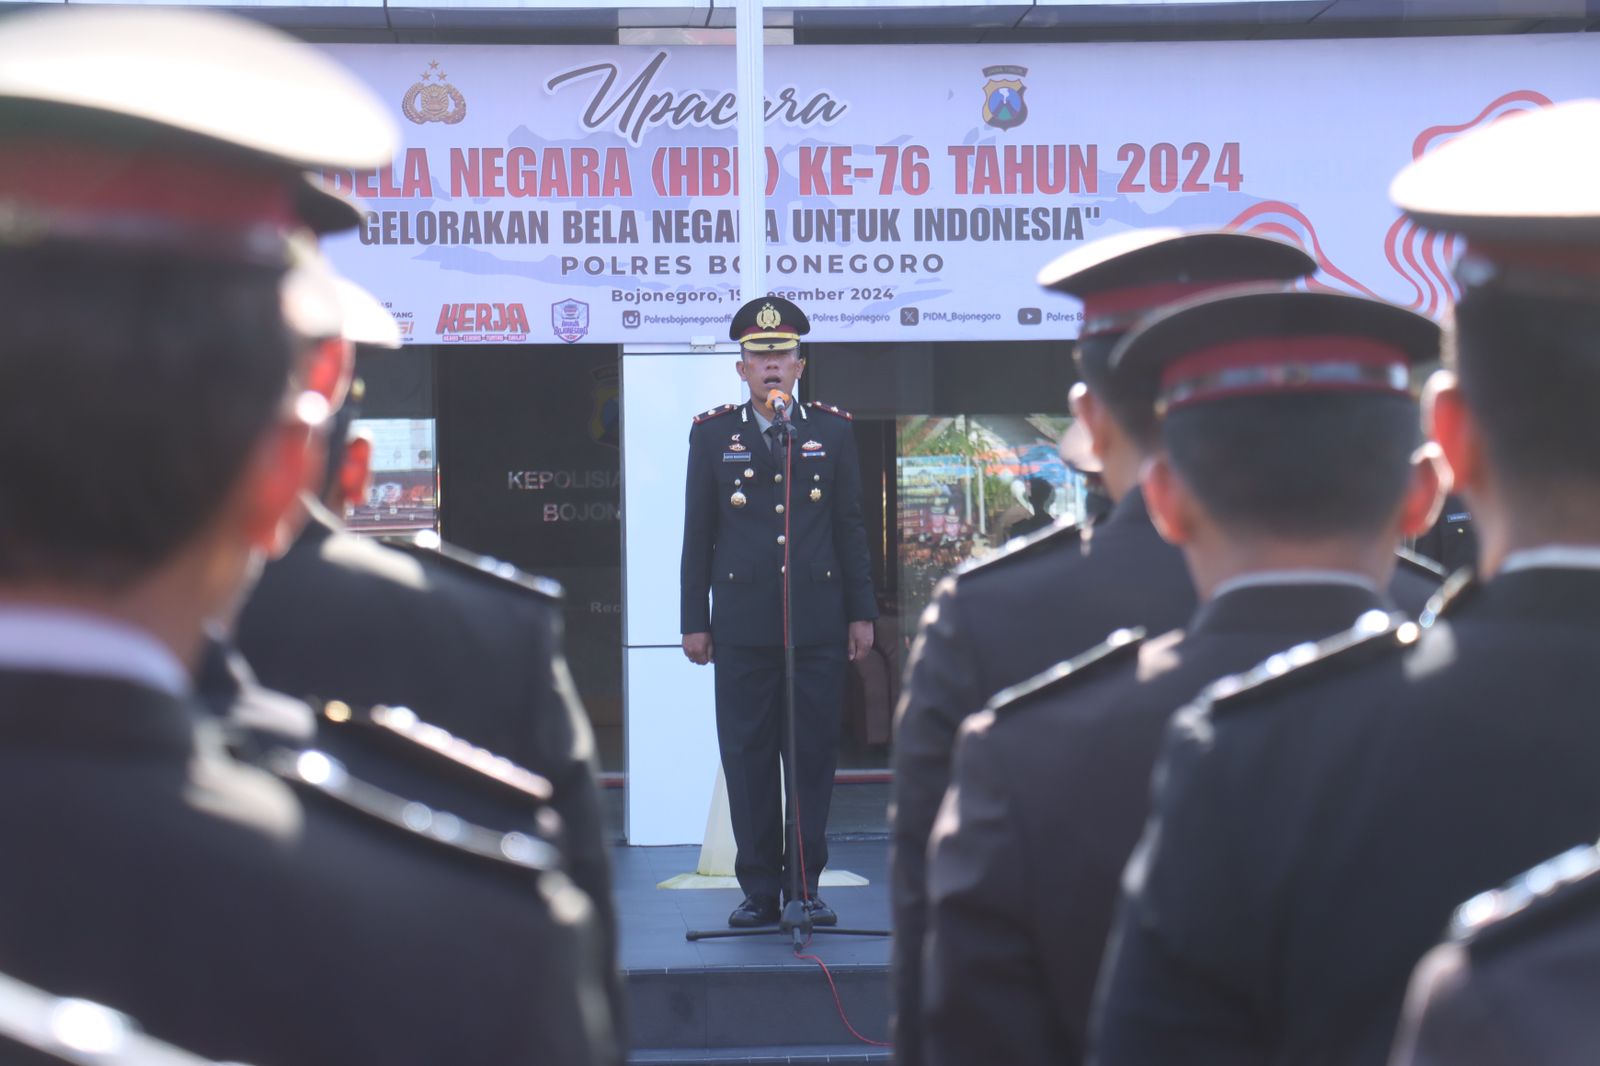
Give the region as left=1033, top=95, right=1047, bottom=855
left=755, top=302, right=782, bottom=330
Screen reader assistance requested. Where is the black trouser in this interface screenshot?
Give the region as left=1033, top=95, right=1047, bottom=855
left=713, top=641, right=847, bottom=900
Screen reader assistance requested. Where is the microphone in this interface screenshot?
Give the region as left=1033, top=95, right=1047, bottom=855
left=767, top=389, right=791, bottom=420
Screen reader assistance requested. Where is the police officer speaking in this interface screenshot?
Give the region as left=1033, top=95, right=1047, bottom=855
left=681, top=295, right=877, bottom=929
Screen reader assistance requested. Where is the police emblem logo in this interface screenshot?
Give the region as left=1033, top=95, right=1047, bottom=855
left=981, top=65, right=1029, bottom=131
left=756, top=302, right=783, bottom=330
left=551, top=298, right=590, bottom=344
left=402, top=60, right=466, bottom=125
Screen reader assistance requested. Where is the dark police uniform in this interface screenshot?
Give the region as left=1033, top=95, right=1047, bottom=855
left=1093, top=100, right=1600, bottom=1066
left=924, top=286, right=1440, bottom=1066
left=0, top=10, right=615, bottom=1065
left=234, top=500, right=622, bottom=1035
left=890, top=227, right=1320, bottom=1064
left=1391, top=842, right=1600, bottom=1066
left=1413, top=493, right=1478, bottom=574
left=680, top=297, right=876, bottom=915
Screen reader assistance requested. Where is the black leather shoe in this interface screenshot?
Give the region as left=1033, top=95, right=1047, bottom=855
left=728, top=895, right=779, bottom=928
left=802, top=897, right=837, bottom=926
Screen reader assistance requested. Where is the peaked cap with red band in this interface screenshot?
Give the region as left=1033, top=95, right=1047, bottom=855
left=1036, top=228, right=1317, bottom=340
left=1391, top=98, right=1600, bottom=304
left=0, top=7, right=395, bottom=261
left=730, top=295, right=811, bottom=352
left=1110, top=288, right=1439, bottom=420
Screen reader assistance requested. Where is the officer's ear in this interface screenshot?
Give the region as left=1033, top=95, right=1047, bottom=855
left=1141, top=453, right=1196, bottom=547
left=1399, top=442, right=1448, bottom=538
left=1070, top=384, right=1116, bottom=463
left=1425, top=369, right=1485, bottom=501
left=234, top=420, right=318, bottom=558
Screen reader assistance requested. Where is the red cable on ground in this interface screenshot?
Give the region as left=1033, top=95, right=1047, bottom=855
left=795, top=949, right=892, bottom=1049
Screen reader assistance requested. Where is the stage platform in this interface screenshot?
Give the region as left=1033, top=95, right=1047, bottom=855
left=616, top=839, right=893, bottom=1065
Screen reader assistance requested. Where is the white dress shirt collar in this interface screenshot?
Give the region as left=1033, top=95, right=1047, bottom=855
left=0, top=607, right=188, bottom=697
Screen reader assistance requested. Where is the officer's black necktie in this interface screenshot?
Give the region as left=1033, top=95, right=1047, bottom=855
left=765, top=423, right=785, bottom=456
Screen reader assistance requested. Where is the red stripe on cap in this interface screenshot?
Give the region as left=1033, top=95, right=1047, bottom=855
left=0, top=141, right=296, bottom=231
left=1159, top=335, right=1411, bottom=410
left=1080, top=281, right=1237, bottom=337
left=1467, top=240, right=1600, bottom=277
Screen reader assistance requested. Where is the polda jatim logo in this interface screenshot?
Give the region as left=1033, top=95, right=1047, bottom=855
left=403, top=60, right=466, bottom=125
left=981, top=65, right=1028, bottom=131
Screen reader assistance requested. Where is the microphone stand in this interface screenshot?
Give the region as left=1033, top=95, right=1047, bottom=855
left=687, top=398, right=888, bottom=950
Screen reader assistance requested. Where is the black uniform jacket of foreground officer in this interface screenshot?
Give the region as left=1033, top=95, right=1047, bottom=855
left=234, top=500, right=621, bottom=1029
left=892, top=488, right=1197, bottom=1050
left=924, top=580, right=1391, bottom=1066
left=1094, top=567, right=1600, bottom=1066
left=680, top=399, right=875, bottom=648
left=0, top=666, right=614, bottom=1066
left=1393, top=842, right=1600, bottom=1066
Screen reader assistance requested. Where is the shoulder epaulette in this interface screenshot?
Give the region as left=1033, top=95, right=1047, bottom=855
left=314, top=699, right=553, bottom=804
left=1418, top=567, right=1478, bottom=629
left=955, top=517, right=1084, bottom=580
left=381, top=532, right=563, bottom=602
left=987, top=627, right=1145, bottom=716
left=806, top=401, right=852, bottom=421
left=263, top=745, right=561, bottom=873
left=1395, top=545, right=1448, bottom=581
left=1207, top=608, right=1416, bottom=712
left=1450, top=843, right=1600, bottom=952
left=693, top=403, right=739, bottom=424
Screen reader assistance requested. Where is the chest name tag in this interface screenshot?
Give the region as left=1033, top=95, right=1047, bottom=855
left=800, top=450, right=827, bottom=459
left=723, top=452, right=750, bottom=462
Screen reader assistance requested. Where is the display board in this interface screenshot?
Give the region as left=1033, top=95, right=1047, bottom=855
left=319, top=36, right=1600, bottom=343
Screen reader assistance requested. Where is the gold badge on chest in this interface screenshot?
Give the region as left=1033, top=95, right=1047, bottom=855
left=731, top=490, right=747, bottom=508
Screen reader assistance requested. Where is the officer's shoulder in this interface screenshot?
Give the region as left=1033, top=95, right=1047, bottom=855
left=955, top=517, right=1084, bottom=581
left=806, top=400, right=852, bottom=421
left=986, top=627, right=1145, bottom=718
left=1449, top=844, right=1600, bottom=958
left=692, top=403, right=740, bottom=425
left=1204, top=608, right=1419, bottom=715
left=382, top=531, right=564, bottom=603
left=261, top=716, right=561, bottom=875
left=312, top=698, right=554, bottom=804
left=1395, top=545, right=1448, bottom=582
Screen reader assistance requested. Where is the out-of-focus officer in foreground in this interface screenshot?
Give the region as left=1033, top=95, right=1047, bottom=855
left=888, top=228, right=1320, bottom=1064
left=1092, top=98, right=1600, bottom=1066
left=0, top=8, right=614, bottom=1066
left=231, top=272, right=622, bottom=1038
left=925, top=288, right=1443, bottom=1066
left=680, top=296, right=877, bottom=929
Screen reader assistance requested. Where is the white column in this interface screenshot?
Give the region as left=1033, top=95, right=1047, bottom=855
left=621, top=344, right=738, bottom=845
left=736, top=0, right=766, bottom=302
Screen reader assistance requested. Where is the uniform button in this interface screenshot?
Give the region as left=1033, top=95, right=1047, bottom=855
left=777, top=535, right=786, bottom=545
left=780, top=565, right=786, bottom=574
left=826, top=570, right=832, bottom=578
left=744, top=467, right=756, bottom=478
left=775, top=504, right=785, bottom=514
left=774, top=473, right=783, bottom=483
left=728, top=572, right=735, bottom=579
left=813, top=474, right=821, bottom=482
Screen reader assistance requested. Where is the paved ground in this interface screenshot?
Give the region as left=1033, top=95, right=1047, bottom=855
left=615, top=839, right=893, bottom=973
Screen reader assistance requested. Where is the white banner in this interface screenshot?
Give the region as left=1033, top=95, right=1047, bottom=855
left=318, top=36, right=1600, bottom=345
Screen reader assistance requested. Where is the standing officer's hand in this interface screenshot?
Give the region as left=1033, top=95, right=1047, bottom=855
left=683, top=632, right=714, bottom=665
left=847, top=620, right=876, bottom=662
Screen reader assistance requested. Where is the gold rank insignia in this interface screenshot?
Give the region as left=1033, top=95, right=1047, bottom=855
left=810, top=487, right=823, bottom=502
left=731, top=490, right=747, bottom=507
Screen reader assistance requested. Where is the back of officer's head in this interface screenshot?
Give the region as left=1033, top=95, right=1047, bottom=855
left=1113, top=288, right=1439, bottom=542
left=0, top=243, right=296, bottom=589
left=0, top=6, right=395, bottom=591
left=1389, top=99, right=1600, bottom=515
left=1163, top=392, right=1422, bottom=540
left=1450, top=282, right=1600, bottom=497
